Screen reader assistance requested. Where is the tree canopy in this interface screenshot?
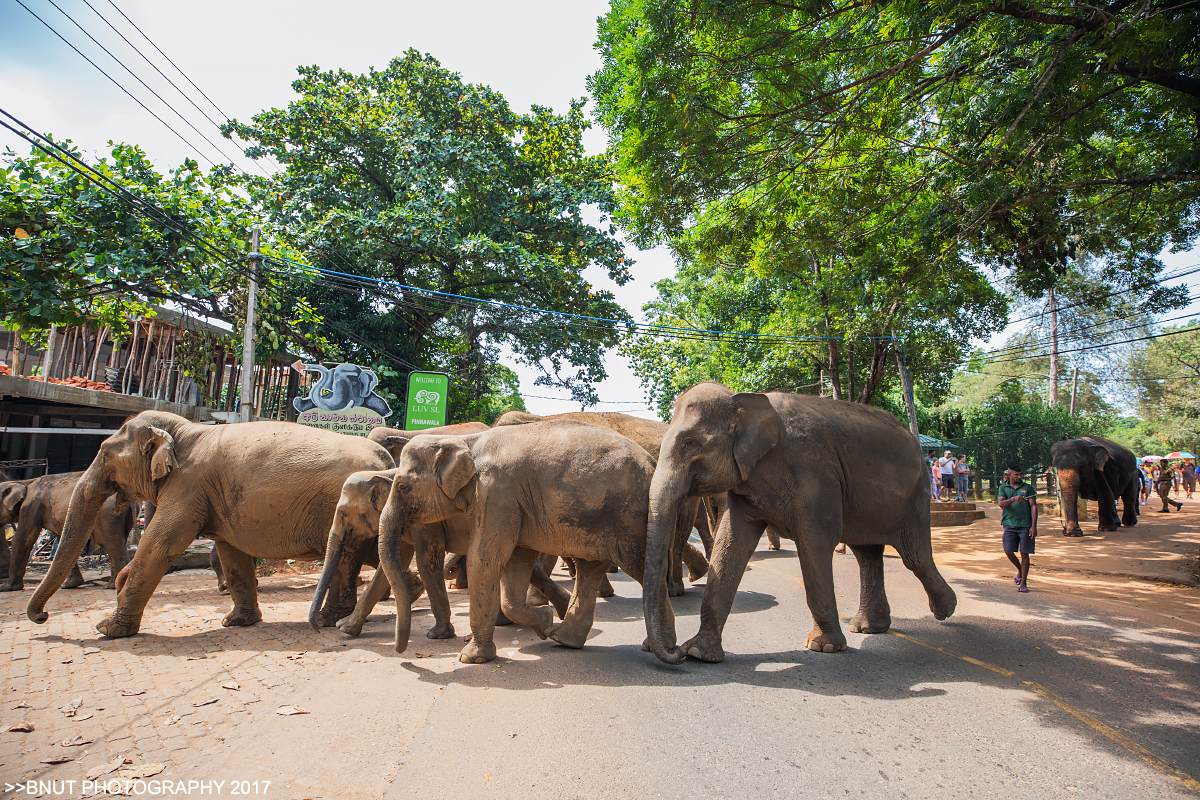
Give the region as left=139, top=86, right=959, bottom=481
left=226, top=51, right=633, bottom=413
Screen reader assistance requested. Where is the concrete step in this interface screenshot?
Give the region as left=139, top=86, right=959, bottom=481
left=930, top=509, right=986, bottom=527
left=931, top=501, right=978, bottom=511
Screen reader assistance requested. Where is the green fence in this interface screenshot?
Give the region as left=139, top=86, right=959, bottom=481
left=939, top=424, right=1070, bottom=500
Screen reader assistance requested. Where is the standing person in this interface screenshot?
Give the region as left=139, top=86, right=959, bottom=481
left=1157, top=462, right=1183, bottom=512
left=928, top=451, right=942, bottom=502
left=1182, top=459, right=1196, bottom=500
left=1141, top=463, right=1152, bottom=505
left=938, top=450, right=956, bottom=501
left=956, top=455, right=971, bottom=502
left=1173, top=461, right=1182, bottom=497
left=998, top=465, right=1038, bottom=593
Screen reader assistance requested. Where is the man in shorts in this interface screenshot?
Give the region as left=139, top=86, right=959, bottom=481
left=938, top=450, right=956, bottom=501
left=998, top=464, right=1038, bottom=593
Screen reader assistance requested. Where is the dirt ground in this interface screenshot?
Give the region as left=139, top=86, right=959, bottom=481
left=928, top=495, right=1200, bottom=622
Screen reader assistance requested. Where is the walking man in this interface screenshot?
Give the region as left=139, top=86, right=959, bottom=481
left=1157, top=462, right=1183, bottom=512
left=998, top=465, right=1037, bottom=593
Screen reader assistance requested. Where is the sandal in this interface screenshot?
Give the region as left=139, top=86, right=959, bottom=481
left=1017, top=586, right=1029, bottom=593
left=1014, top=575, right=1022, bottom=585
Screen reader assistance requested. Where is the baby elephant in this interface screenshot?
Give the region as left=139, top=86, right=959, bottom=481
left=378, top=419, right=680, bottom=663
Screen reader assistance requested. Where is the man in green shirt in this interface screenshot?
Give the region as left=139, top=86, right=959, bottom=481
left=997, top=464, right=1038, bottom=593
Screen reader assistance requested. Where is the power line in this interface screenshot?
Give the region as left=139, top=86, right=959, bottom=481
left=13, top=0, right=221, bottom=168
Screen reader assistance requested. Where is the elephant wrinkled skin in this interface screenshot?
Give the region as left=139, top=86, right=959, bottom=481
left=27, top=411, right=393, bottom=637
left=642, top=383, right=957, bottom=665
left=378, top=420, right=678, bottom=663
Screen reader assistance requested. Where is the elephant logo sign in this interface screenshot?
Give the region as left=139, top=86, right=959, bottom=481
left=412, top=389, right=440, bottom=406
left=293, top=362, right=393, bottom=418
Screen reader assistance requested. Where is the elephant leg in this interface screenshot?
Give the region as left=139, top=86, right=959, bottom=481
left=210, top=547, right=227, bottom=593
left=682, top=541, right=709, bottom=582
left=1, top=514, right=41, bottom=591
left=318, top=535, right=371, bottom=627
left=847, top=544, right=890, bottom=634
left=94, top=517, right=131, bottom=591
left=548, top=559, right=608, bottom=649
left=693, top=501, right=715, bottom=559
left=412, top=524, right=455, bottom=640
left=681, top=494, right=766, bottom=663
left=766, top=527, right=781, bottom=551
left=598, top=571, right=616, bottom=598
left=794, top=533, right=847, bottom=654
left=214, top=542, right=262, bottom=628
left=1121, top=480, right=1140, bottom=527
left=894, top=500, right=957, bottom=621
left=499, top=547, right=553, bottom=638
left=0, top=527, right=9, bottom=580
left=529, top=555, right=571, bottom=619
left=460, top=499, right=519, bottom=664
left=63, top=561, right=86, bottom=589
left=525, top=553, right=550, bottom=607
left=98, top=509, right=201, bottom=638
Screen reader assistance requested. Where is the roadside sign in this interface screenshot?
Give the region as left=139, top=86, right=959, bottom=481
left=405, top=371, right=450, bottom=430
left=292, top=362, right=392, bottom=436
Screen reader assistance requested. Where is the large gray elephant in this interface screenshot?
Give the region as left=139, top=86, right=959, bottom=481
left=377, top=420, right=680, bottom=663
left=642, top=383, right=957, bottom=665
left=27, top=411, right=393, bottom=637
left=0, top=472, right=135, bottom=591
left=1050, top=436, right=1140, bottom=535
left=294, top=363, right=392, bottom=417
left=494, top=410, right=711, bottom=592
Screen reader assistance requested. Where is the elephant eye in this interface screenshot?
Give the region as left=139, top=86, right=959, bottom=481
left=683, top=437, right=695, bottom=449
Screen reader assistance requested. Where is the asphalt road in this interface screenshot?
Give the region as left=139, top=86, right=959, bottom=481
left=175, top=541, right=1200, bottom=799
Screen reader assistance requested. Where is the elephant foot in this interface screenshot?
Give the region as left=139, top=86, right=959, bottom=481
left=680, top=633, right=725, bottom=663
left=805, top=628, right=847, bottom=654
left=767, top=542, right=781, bottom=551
left=668, top=578, right=685, bottom=598
left=547, top=622, right=588, bottom=649
left=63, top=573, right=86, bottom=590
left=458, top=638, right=497, bottom=664
left=426, top=621, right=456, bottom=639
left=317, top=605, right=355, bottom=628
left=0, top=581, right=24, bottom=592
left=335, top=615, right=364, bottom=638
left=1098, top=525, right=1119, bottom=532
left=598, top=576, right=616, bottom=598
left=848, top=610, right=891, bottom=634
left=526, top=586, right=549, bottom=607
left=929, top=588, right=957, bottom=621
left=96, top=611, right=142, bottom=638
left=222, top=607, right=263, bottom=628
left=1122, top=518, right=1138, bottom=528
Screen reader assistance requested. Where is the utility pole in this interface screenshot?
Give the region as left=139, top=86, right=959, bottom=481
left=891, top=331, right=919, bottom=438
left=1048, top=287, right=1060, bottom=406
left=238, top=227, right=261, bottom=423
left=39, top=324, right=58, bottom=380
left=1069, top=366, right=1079, bottom=416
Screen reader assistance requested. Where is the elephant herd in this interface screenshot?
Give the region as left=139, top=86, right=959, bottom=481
left=7, top=381, right=958, bottom=666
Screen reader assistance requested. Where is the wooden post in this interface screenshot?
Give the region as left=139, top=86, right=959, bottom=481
left=238, top=227, right=261, bottom=423
left=136, top=321, right=157, bottom=396
left=122, top=321, right=140, bottom=394
left=39, top=324, right=59, bottom=381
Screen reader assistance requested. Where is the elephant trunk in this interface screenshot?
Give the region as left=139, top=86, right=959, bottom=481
left=1058, top=468, right=1082, bottom=535
left=28, top=465, right=111, bottom=623
left=377, top=503, right=412, bottom=653
left=308, top=525, right=345, bottom=631
left=643, top=467, right=686, bottom=665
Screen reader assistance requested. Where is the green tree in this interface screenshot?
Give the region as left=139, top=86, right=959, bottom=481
left=1122, top=320, right=1200, bottom=451
left=226, top=51, right=633, bottom=407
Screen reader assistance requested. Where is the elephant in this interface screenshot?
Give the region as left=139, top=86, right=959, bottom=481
left=377, top=419, right=680, bottom=663
left=309, top=429, right=573, bottom=637
left=294, top=363, right=392, bottom=417
left=368, top=422, right=490, bottom=461
left=641, top=382, right=957, bottom=665
left=1050, top=436, right=1140, bottom=535
left=27, top=410, right=393, bottom=637
left=0, top=473, right=135, bottom=591
left=494, top=410, right=711, bottom=593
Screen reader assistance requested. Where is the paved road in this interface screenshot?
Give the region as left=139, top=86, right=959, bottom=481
left=153, top=542, right=1200, bottom=800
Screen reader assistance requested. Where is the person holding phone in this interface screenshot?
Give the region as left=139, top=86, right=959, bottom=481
left=998, top=464, right=1038, bottom=593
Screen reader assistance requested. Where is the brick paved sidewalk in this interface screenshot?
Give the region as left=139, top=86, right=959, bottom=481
left=0, top=570, right=451, bottom=797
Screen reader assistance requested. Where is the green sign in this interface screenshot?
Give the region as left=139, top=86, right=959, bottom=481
left=405, top=371, right=449, bottom=430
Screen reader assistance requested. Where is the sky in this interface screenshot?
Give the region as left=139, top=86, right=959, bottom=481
left=2, top=0, right=1196, bottom=418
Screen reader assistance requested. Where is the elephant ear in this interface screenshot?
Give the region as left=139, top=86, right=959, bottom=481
left=1, top=483, right=26, bottom=513
left=377, top=435, right=414, bottom=460
left=434, top=439, right=476, bottom=500
left=730, top=393, right=785, bottom=482
left=143, top=426, right=178, bottom=481
left=356, top=368, right=379, bottom=401
left=367, top=474, right=395, bottom=512
left=1089, top=445, right=1112, bottom=470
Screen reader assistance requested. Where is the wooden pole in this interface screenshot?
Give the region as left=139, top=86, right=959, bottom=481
left=1069, top=366, right=1079, bottom=416
left=122, top=321, right=140, bottom=394
left=136, top=321, right=158, bottom=396
left=88, top=325, right=109, bottom=381
left=238, top=227, right=261, bottom=422
left=39, top=324, right=59, bottom=381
